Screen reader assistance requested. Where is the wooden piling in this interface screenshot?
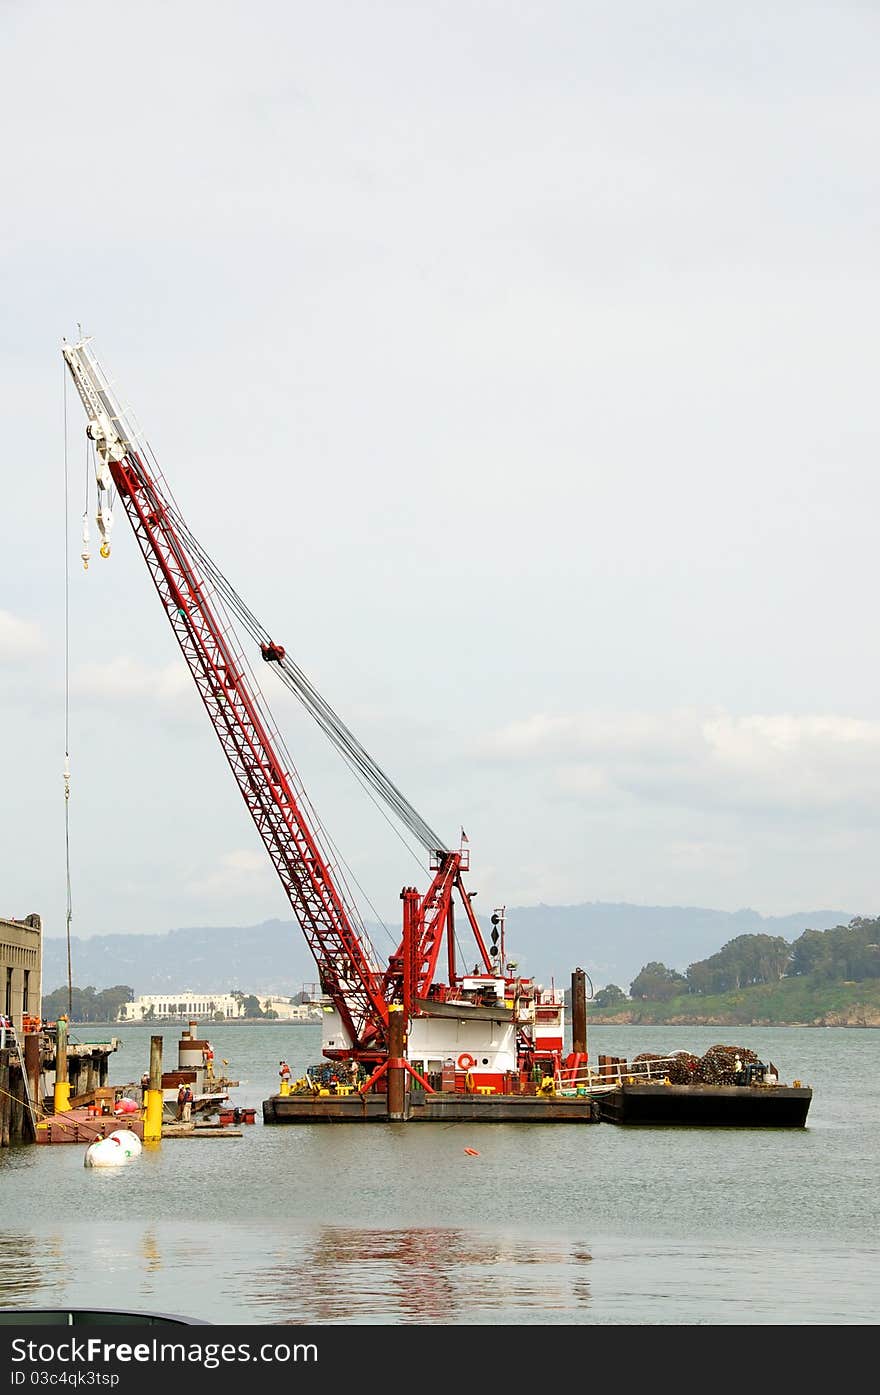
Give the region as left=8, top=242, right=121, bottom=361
left=10, top=1073, right=23, bottom=1143
left=24, top=1033, right=40, bottom=1116
left=387, top=1005, right=407, bottom=1120
left=571, top=968, right=587, bottom=1056
left=0, top=1049, right=10, bottom=1147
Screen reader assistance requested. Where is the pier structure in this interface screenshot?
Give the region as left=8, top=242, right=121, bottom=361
left=1, top=912, right=42, bottom=1145
left=1, top=912, right=42, bottom=1037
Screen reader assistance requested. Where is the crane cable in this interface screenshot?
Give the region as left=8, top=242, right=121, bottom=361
left=153, top=476, right=449, bottom=856
left=62, top=366, right=74, bottom=1019
left=135, top=440, right=442, bottom=862
left=136, top=446, right=404, bottom=956
left=161, top=508, right=413, bottom=947
left=135, top=441, right=434, bottom=872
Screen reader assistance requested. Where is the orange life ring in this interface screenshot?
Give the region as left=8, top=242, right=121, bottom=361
left=457, top=1053, right=476, bottom=1072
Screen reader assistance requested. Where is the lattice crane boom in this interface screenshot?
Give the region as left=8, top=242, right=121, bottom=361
left=62, top=338, right=391, bottom=1050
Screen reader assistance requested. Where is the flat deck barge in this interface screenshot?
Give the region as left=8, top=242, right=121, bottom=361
left=595, top=1081, right=812, bottom=1127
left=263, top=1090, right=600, bottom=1124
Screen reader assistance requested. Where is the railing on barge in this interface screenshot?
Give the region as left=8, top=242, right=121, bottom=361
left=555, top=1052, right=705, bottom=1096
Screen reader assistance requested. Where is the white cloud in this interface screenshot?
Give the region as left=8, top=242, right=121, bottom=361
left=185, top=849, right=276, bottom=901
left=0, top=609, right=44, bottom=659
left=487, top=711, right=698, bottom=761
left=483, top=709, right=880, bottom=816
left=70, top=656, right=198, bottom=713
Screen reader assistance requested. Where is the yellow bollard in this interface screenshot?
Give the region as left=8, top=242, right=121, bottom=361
left=53, top=1015, right=71, bottom=1112
left=144, top=1089, right=164, bottom=1143
left=280, top=1080, right=291, bottom=1097
left=143, top=1035, right=163, bottom=1144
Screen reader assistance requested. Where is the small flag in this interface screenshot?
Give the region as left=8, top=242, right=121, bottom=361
left=461, top=828, right=468, bottom=843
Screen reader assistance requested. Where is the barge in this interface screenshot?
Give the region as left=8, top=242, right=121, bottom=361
left=590, top=1045, right=812, bottom=1127
left=262, top=1028, right=813, bottom=1128
left=263, top=1088, right=599, bottom=1124
left=594, top=1081, right=812, bottom=1127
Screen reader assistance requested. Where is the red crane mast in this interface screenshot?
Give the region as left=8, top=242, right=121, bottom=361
left=62, top=338, right=493, bottom=1061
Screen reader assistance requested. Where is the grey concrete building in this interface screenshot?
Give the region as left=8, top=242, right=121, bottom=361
left=0, top=912, right=42, bottom=1032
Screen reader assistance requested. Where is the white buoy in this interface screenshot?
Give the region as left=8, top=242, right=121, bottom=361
left=84, top=1128, right=143, bottom=1168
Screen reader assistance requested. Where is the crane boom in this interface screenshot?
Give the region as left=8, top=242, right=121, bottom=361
left=62, top=338, right=391, bottom=1049
left=62, top=335, right=515, bottom=1078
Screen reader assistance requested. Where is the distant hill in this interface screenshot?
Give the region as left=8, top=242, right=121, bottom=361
left=41, top=903, right=853, bottom=998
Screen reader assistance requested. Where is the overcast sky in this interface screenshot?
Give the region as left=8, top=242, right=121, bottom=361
left=2, top=2, right=879, bottom=960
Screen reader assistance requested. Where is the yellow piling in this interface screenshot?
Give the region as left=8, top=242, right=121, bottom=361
left=144, top=1034, right=164, bottom=1144
left=53, top=1016, right=71, bottom=1112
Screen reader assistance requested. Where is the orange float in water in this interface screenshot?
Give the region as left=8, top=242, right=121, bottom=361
left=464, top=1147, right=480, bottom=1156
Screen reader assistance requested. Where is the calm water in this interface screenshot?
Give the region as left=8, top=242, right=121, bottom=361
left=1, top=1023, right=877, bottom=1325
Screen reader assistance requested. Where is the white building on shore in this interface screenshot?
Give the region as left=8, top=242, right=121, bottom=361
left=260, top=995, right=324, bottom=1022
left=117, top=992, right=246, bottom=1023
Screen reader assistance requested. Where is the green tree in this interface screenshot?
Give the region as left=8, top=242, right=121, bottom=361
left=41, top=984, right=134, bottom=1024
left=629, top=962, right=687, bottom=1001
left=788, top=927, right=831, bottom=978
left=686, top=934, right=790, bottom=994
left=97, top=986, right=135, bottom=1022
left=593, top=983, right=627, bottom=1008
left=789, top=917, right=880, bottom=982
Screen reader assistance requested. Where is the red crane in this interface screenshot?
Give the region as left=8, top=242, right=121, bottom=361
left=62, top=337, right=495, bottom=1063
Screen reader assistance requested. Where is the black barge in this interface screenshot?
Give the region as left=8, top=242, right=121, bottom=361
left=594, top=1080, right=812, bottom=1127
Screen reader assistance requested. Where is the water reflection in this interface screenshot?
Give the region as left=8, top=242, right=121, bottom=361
left=141, top=1230, right=162, bottom=1275
left=248, top=1225, right=593, bottom=1324
left=0, top=1234, right=48, bottom=1304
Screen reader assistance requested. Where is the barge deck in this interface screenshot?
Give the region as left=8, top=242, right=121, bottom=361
left=263, top=1090, right=600, bottom=1124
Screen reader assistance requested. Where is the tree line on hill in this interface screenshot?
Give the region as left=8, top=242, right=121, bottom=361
left=592, top=916, right=880, bottom=1007
left=42, top=917, right=879, bottom=1019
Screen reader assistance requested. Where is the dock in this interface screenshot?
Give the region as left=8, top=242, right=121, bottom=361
left=0, top=1032, right=121, bottom=1147
left=35, top=1108, right=145, bottom=1145
left=35, top=1107, right=246, bottom=1143
left=161, top=1122, right=243, bottom=1138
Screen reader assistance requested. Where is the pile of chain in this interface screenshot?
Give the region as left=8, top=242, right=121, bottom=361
left=618, top=1046, right=759, bottom=1085
left=696, top=1044, right=760, bottom=1085
left=666, top=1050, right=701, bottom=1084
left=302, top=1061, right=367, bottom=1091
left=628, top=1052, right=667, bottom=1079
left=626, top=1050, right=702, bottom=1083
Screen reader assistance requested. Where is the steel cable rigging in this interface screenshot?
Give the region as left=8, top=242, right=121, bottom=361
left=155, top=481, right=449, bottom=858
left=61, top=335, right=493, bottom=1054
